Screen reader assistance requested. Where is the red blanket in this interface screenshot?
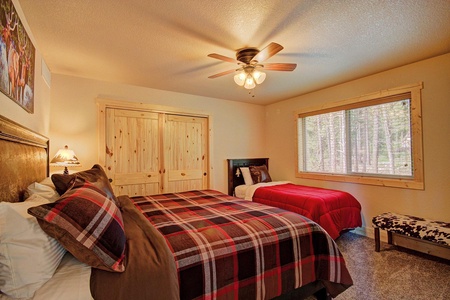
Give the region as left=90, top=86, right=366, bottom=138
left=252, top=184, right=362, bottom=239
left=132, top=189, right=353, bottom=299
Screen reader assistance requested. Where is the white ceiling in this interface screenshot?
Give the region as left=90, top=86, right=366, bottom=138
left=17, top=0, right=450, bottom=105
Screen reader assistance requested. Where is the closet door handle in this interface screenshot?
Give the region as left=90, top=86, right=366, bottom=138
left=109, top=178, right=113, bottom=183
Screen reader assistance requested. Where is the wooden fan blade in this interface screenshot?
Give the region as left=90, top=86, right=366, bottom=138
left=208, top=69, right=236, bottom=78
left=207, top=53, right=238, bottom=63
left=252, top=42, right=284, bottom=63
left=263, top=63, right=297, bottom=71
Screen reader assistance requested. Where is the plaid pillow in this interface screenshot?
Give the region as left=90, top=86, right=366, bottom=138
left=28, top=180, right=126, bottom=272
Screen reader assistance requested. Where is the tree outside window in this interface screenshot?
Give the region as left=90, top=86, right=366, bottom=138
left=296, top=83, right=423, bottom=189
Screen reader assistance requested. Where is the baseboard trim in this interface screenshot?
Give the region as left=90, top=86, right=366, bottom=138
left=350, top=226, right=389, bottom=243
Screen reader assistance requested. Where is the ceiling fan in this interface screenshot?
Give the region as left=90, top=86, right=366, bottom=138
left=207, top=42, right=297, bottom=89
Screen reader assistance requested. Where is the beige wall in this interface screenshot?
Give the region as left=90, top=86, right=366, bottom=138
left=265, top=53, right=450, bottom=233
left=49, top=74, right=266, bottom=193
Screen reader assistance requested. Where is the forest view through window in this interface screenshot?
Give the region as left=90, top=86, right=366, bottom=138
left=300, top=99, right=412, bottom=177
left=296, top=83, right=423, bottom=189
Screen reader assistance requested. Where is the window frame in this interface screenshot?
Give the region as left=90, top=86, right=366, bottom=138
left=295, top=83, right=424, bottom=190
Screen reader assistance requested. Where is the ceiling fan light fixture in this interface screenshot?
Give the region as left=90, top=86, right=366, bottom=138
left=252, top=70, right=266, bottom=84
left=244, top=74, right=256, bottom=89
left=233, top=71, right=246, bottom=86
left=208, top=42, right=297, bottom=93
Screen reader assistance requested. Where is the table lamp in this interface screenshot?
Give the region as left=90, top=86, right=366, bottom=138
left=50, top=145, right=82, bottom=175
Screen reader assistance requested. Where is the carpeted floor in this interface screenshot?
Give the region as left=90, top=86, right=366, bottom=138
left=329, top=232, right=450, bottom=299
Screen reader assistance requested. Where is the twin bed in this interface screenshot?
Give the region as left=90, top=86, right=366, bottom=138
left=227, top=158, right=362, bottom=240
left=0, top=116, right=353, bottom=300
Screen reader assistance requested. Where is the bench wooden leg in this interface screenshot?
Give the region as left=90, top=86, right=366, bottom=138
left=374, top=227, right=380, bottom=252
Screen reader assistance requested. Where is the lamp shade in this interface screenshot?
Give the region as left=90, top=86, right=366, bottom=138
left=233, top=72, right=246, bottom=86
left=252, top=70, right=266, bottom=84
left=50, top=145, right=81, bottom=174
left=243, top=74, right=254, bottom=89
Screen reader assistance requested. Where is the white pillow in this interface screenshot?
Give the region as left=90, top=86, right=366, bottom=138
left=0, top=194, right=66, bottom=298
left=39, top=177, right=56, bottom=190
left=240, top=167, right=254, bottom=185
left=25, top=182, right=60, bottom=202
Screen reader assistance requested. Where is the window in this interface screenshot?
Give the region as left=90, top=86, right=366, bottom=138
left=296, top=83, right=423, bottom=189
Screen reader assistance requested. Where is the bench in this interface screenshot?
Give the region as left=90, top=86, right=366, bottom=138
left=372, top=212, right=450, bottom=260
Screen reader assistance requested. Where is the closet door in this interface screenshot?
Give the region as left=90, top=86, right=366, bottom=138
left=105, top=108, right=161, bottom=196
left=163, top=114, right=208, bottom=192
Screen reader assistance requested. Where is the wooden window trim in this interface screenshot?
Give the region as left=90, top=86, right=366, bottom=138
left=295, top=83, right=424, bottom=190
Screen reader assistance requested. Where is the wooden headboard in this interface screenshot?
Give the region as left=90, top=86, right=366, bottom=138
left=227, top=158, right=269, bottom=196
left=0, top=115, right=49, bottom=202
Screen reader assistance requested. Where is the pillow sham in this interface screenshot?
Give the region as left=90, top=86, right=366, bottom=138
left=39, top=177, right=56, bottom=189
left=249, top=165, right=272, bottom=183
left=25, top=182, right=60, bottom=202
left=28, top=179, right=126, bottom=273
left=51, top=164, right=117, bottom=204
left=240, top=167, right=254, bottom=185
left=0, top=194, right=66, bottom=299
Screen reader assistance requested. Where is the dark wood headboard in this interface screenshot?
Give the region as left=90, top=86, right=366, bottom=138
left=0, top=115, right=49, bottom=202
left=227, top=158, right=269, bottom=196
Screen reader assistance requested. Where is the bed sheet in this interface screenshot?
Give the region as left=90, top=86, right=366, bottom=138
left=234, top=184, right=248, bottom=198
left=237, top=181, right=291, bottom=200
left=0, top=253, right=92, bottom=300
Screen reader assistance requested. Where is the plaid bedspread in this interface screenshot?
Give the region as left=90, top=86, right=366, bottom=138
left=131, top=190, right=352, bottom=299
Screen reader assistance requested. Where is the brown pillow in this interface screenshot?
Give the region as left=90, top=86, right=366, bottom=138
left=249, top=165, right=272, bottom=183
left=51, top=164, right=117, bottom=204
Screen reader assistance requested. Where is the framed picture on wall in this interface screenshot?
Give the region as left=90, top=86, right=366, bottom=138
left=0, top=0, right=36, bottom=113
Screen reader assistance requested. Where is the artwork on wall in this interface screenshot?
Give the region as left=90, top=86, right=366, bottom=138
left=0, top=0, right=35, bottom=113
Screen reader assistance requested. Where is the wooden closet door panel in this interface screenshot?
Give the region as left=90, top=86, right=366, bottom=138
left=163, top=115, right=208, bottom=193
left=105, top=108, right=161, bottom=196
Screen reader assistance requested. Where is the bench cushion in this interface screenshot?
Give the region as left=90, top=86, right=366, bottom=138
left=372, top=212, right=450, bottom=247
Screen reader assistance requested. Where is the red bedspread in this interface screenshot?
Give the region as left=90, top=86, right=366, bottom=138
left=252, top=184, right=362, bottom=240
left=131, top=189, right=352, bottom=300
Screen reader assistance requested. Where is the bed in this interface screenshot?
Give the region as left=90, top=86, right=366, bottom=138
left=227, top=158, right=362, bottom=240
left=0, top=115, right=353, bottom=300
